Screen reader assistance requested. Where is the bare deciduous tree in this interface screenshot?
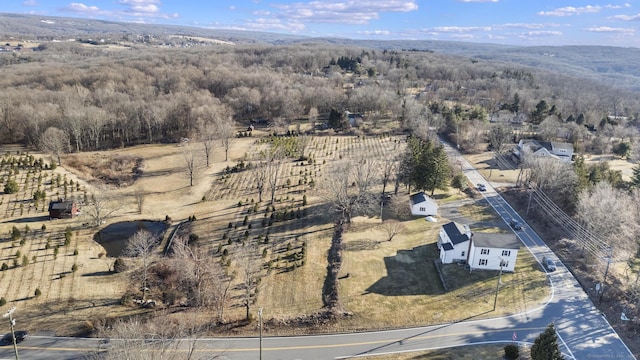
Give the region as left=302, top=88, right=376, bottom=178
left=266, top=148, right=284, bottom=204
left=84, top=190, right=121, bottom=227
left=133, top=186, right=146, bottom=214
left=92, top=313, right=220, bottom=360
left=235, top=242, right=263, bottom=321
left=380, top=152, right=400, bottom=196
left=577, top=181, right=640, bottom=261
left=252, top=157, right=269, bottom=203
left=324, top=158, right=380, bottom=224
left=381, top=219, right=404, bottom=241
left=296, top=133, right=312, bottom=160
left=39, top=127, right=70, bottom=165
left=171, top=237, right=232, bottom=320
left=124, top=229, right=159, bottom=300
left=182, top=145, right=204, bottom=187
left=525, top=157, right=577, bottom=206
left=321, top=159, right=379, bottom=313
left=308, top=107, right=319, bottom=132
left=487, top=124, right=511, bottom=155
left=214, top=113, right=236, bottom=162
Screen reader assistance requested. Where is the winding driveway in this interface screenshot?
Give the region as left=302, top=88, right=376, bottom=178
left=1, top=143, right=635, bottom=360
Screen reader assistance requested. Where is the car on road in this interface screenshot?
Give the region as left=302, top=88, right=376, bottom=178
left=509, top=219, right=523, bottom=230
left=542, top=256, right=556, bottom=272
left=476, top=183, right=487, bottom=191
left=0, top=331, right=28, bottom=345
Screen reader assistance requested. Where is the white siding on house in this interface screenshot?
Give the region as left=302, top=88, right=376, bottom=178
left=467, top=233, right=520, bottom=272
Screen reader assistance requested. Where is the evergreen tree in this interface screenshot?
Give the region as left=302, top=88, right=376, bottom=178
left=327, top=108, right=349, bottom=131
left=573, top=156, right=590, bottom=192
left=531, top=323, right=565, bottom=360
left=631, top=164, right=640, bottom=188
left=424, top=145, right=452, bottom=196
left=531, top=100, right=549, bottom=124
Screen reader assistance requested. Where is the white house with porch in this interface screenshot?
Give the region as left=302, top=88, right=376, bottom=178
left=467, top=232, right=520, bottom=272
left=410, top=192, right=438, bottom=217
left=437, top=221, right=471, bottom=264
left=513, top=139, right=574, bottom=163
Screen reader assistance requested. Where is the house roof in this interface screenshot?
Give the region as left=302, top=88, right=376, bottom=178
left=410, top=192, right=437, bottom=207
left=48, top=200, right=75, bottom=211
left=442, top=243, right=454, bottom=251
left=442, top=221, right=470, bottom=245
left=472, top=232, right=520, bottom=250
left=550, top=141, right=573, bottom=152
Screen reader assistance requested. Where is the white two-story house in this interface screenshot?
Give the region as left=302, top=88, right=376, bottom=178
left=437, top=221, right=471, bottom=264
left=467, top=232, right=520, bottom=272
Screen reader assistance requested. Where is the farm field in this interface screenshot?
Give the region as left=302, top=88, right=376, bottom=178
left=0, top=128, right=549, bottom=336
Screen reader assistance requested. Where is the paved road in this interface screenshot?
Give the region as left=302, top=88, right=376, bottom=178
left=1, top=144, right=635, bottom=360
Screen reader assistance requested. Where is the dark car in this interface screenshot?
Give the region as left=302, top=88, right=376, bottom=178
left=477, top=183, right=487, bottom=192
left=510, top=219, right=523, bottom=230
left=542, top=257, right=557, bottom=272
left=1, top=331, right=28, bottom=345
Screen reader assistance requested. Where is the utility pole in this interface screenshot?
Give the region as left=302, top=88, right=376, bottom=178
left=493, top=261, right=504, bottom=311
left=258, top=307, right=263, bottom=360
left=3, top=306, right=19, bottom=360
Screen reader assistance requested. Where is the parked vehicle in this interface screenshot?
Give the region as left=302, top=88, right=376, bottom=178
left=542, top=257, right=556, bottom=272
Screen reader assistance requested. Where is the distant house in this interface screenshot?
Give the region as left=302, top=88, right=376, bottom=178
left=344, top=111, right=364, bottom=127
left=48, top=200, right=79, bottom=219
left=409, top=192, right=438, bottom=217
left=467, top=232, right=520, bottom=272
left=437, top=221, right=471, bottom=264
left=513, top=139, right=574, bottom=163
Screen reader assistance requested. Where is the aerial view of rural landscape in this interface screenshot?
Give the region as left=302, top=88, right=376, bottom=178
left=1, top=1, right=640, bottom=359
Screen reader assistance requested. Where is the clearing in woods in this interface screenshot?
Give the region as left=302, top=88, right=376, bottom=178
left=0, top=130, right=549, bottom=336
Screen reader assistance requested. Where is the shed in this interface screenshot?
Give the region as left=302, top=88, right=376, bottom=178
left=409, top=192, right=438, bottom=217
left=48, top=200, right=79, bottom=219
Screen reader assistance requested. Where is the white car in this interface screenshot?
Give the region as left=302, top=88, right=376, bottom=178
left=477, top=183, right=487, bottom=191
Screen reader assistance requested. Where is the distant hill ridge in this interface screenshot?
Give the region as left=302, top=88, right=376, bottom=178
left=1, top=12, right=639, bottom=91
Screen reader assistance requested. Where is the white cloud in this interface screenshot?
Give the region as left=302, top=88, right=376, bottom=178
left=23, top=0, right=38, bottom=6
left=611, top=13, right=640, bottom=20
left=118, top=0, right=159, bottom=15
left=270, top=0, right=418, bottom=25
left=243, top=18, right=306, bottom=32
left=358, top=30, right=391, bottom=35
left=116, top=0, right=177, bottom=18
left=497, top=23, right=562, bottom=29
left=605, top=3, right=631, bottom=9
left=432, top=26, right=491, bottom=33
left=585, top=26, right=635, bottom=33
left=459, top=0, right=498, bottom=2
left=538, top=5, right=601, bottom=16
left=65, top=3, right=105, bottom=15
left=523, top=30, right=563, bottom=36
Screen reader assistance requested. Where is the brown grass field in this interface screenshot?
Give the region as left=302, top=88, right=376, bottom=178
left=0, top=129, right=551, bottom=337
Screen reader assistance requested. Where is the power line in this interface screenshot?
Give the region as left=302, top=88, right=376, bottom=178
left=527, top=186, right=611, bottom=261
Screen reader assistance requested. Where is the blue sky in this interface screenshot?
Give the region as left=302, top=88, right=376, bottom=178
left=4, top=0, right=640, bottom=47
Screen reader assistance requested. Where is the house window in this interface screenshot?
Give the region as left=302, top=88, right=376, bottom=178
left=479, top=259, right=488, bottom=266
left=480, top=249, right=490, bottom=255
left=502, top=250, right=511, bottom=257
left=419, top=207, right=426, bottom=212
left=461, top=251, right=465, bottom=257
left=500, top=260, right=509, bottom=267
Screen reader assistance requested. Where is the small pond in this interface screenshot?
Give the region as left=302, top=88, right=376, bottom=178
left=93, top=220, right=169, bottom=257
